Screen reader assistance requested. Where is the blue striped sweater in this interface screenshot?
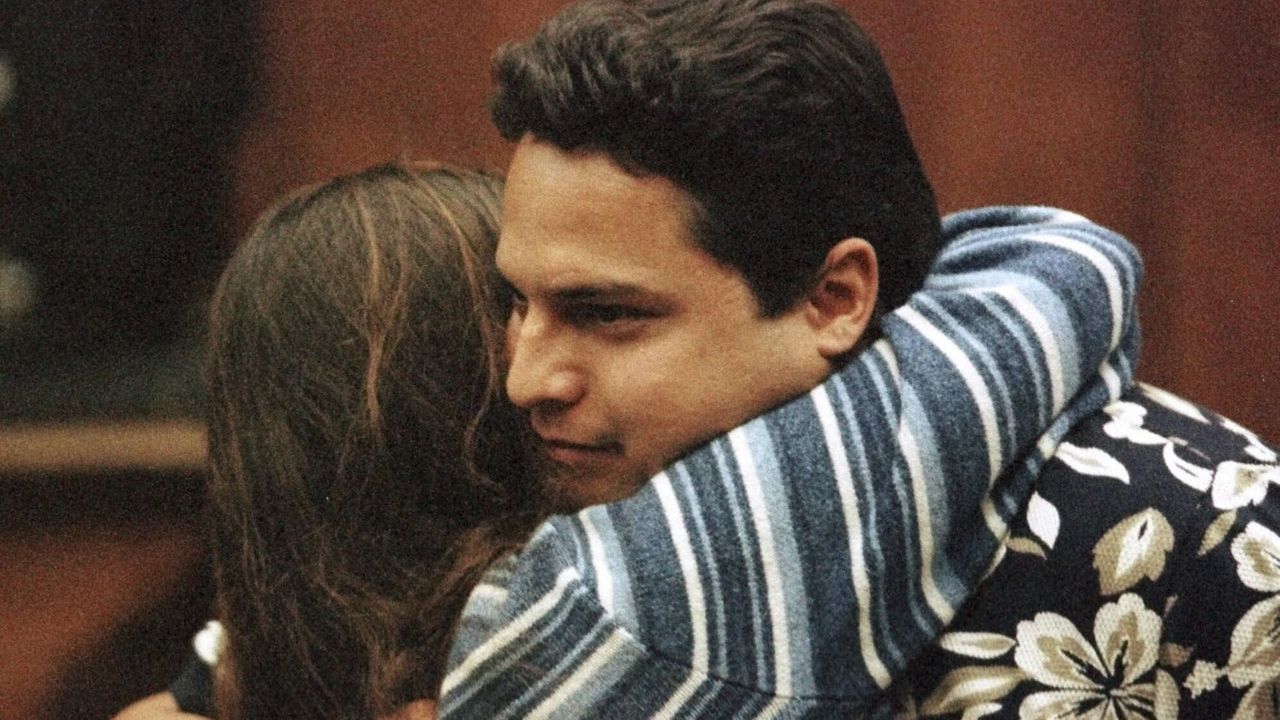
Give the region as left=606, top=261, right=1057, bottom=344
left=441, top=206, right=1142, bottom=718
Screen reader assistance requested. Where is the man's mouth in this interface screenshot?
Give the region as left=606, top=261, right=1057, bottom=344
left=537, top=436, right=624, bottom=467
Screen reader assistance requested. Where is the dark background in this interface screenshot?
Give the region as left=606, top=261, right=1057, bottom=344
left=1, top=1, right=1275, bottom=717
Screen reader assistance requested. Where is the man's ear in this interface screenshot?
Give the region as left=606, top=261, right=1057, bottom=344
left=805, top=237, right=878, bottom=359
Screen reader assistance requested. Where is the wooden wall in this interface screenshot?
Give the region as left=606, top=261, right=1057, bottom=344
left=232, top=0, right=1279, bottom=443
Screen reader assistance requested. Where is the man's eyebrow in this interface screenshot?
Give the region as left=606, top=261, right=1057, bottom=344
left=492, top=269, right=641, bottom=297
left=550, top=282, right=655, bottom=302
left=497, top=268, right=670, bottom=304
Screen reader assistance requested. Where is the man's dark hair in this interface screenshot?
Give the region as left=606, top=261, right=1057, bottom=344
left=491, top=0, right=940, bottom=315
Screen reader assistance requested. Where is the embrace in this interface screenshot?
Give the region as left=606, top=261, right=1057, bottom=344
left=119, top=1, right=1280, bottom=718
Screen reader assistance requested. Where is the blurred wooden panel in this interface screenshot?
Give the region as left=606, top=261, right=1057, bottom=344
left=233, top=0, right=1279, bottom=442
left=1137, top=2, right=1279, bottom=442
left=0, top=472, right=209, bottom=720
left=815, top=1, right=1277, bottom=442
left=852, top=1, right=1150, bottom=227
left=0, top=523, right=201, bottom=718
left=0, top=421, right=205, bottom=475
left=231, top=0, right=574, bottom=234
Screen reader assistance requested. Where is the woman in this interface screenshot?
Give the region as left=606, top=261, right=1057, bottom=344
left=204, top=163, right=545, bottom=719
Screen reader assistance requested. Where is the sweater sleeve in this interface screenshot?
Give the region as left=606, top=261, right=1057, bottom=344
left=440, top=206, right=1144, bottom=718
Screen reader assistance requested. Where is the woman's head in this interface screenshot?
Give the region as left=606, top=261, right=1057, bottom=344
left=205, top=163, right=542, bottom=719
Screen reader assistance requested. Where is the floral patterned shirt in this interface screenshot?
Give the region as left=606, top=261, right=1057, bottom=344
left=898, top=383, right=1280, bottom=720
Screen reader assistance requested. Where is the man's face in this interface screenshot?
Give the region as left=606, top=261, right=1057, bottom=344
left=498, top=137, right=831, bottom=506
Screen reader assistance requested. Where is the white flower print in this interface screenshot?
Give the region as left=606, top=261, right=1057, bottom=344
left=1162, top=442, right=1212, bottom=493
left=1211, top=462, right=1280, bottom=511
left=1056, top=442, right=1130, bottom=484
left=1138, top=383, right=1208, bottom=424
left=1226, top=596, right=1280, bottom=694
left=1177, top=523, right=1280, bottom=716
left=1232, top=522, right=1280, bottom=594
left=1092, top=509, right=1175, bottom=595
left=1102, top=401, right=1168, bottom=446
left=1014, top=593, right=1174, bottom=719
left=1027, top=493, right=1061, bottom=550
left=1184, top=660, right=1224, bottom=698
left=1219, top=416, right=1279, bottom=464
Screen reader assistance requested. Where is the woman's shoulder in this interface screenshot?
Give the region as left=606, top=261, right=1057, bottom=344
left=897, top=383, right=1280, bottom=718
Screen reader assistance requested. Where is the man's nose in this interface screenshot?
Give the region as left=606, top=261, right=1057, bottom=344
left=504, top=311, right=585, bottom=411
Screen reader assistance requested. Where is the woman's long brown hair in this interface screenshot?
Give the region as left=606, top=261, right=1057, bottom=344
left=205, top=164, right=544, bottom=719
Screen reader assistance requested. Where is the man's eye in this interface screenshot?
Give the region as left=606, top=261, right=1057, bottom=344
left=568, top=303, right=647, bottom=326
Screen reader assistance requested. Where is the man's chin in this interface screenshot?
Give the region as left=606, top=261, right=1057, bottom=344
left=539, top=456, right=649, bottom=512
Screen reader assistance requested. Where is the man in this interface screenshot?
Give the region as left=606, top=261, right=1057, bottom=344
left=125, top=0, right=1278, bottom=717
